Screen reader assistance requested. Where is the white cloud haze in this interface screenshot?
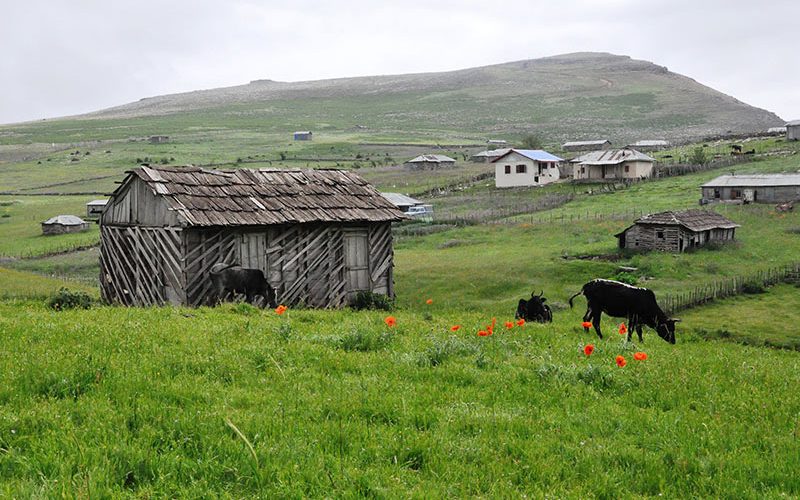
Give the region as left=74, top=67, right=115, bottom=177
left=2, top=0, right=798, bottom=124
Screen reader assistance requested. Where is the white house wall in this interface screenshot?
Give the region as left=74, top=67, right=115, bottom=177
left=494, top=151, right=560, bottom=188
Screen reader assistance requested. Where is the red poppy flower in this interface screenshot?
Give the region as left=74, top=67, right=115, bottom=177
left=619, top=323, right=628, bottom=335
left=516, top=319, right=525, bottom=327
left=505, top=321, right=514, bottom=329
left=450, top=325, right=461, bottom=332
left=487, top=325, right=494, bottom=335
left=477, top=330, right=490, bottom=337
left=615, top=355, right=627, bottom=368
left=584, top=344, right=594, bottom=356
left=634, top=352, right=648, bottom=361
left=275, top=304, right=288, bottom=315
left=384, top=316, right=397, bottom=328
left=426, top=298, right=433, bottom=305
left=582, top=321, right=592, bottom=329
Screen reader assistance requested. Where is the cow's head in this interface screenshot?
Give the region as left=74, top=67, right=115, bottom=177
left=656, top=318, right=680, bottom=344
left=525, top=291, right=547, bottom=316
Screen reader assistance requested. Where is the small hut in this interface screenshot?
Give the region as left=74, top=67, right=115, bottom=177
left=100, top=165, right=405, bottom=307
left=405, top=155, right=456, bottom=169
left=148, top=135, right=169, bottom=144
left=293, top=131, right=313, bottom=141
left=615, top=210, right=739, bottom=252
left=42, top=215, right=90, bottom=235
left=86, top=199, right=108, bottom=219
left=786, top=120, right=800, bottom=141
left=562, top=140, right=611, bottom=152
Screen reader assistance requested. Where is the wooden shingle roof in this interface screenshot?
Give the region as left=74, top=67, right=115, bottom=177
left=121, top=165, right=406, bottom=226
left=634, top=210, right=739, bottom=232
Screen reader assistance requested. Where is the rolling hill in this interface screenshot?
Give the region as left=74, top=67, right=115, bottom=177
left=60, top=52, right=782, bottom=144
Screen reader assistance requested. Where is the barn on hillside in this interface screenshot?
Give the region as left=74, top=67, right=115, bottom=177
left=100, top=165, right=406, bottom=307
left=42, top=215, right=91, bottom=235
left=615, top=210, right=739, bottom=253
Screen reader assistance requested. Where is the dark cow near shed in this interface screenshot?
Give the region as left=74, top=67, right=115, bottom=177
left=210, top=263, right=277, bottom=307
left=568, top=279, right=678, bottom=343
left=515, top=290, right=553, bottom=323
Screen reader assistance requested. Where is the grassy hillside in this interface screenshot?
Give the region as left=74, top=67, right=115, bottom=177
left=0, top=53, right=782, bottom=148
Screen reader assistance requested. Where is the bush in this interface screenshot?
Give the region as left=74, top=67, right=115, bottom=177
left=613, top=271, right=638, bottom=286
left=47, top=288, right=93, bottom=311
left=690, top=147, right=707, bottom=165
left=350, top=291, right=394, bottom=311
left=742, top=283, right=766, bottom=295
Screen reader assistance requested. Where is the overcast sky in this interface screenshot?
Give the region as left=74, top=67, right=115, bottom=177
left=2, top=0, right=798, bottom=125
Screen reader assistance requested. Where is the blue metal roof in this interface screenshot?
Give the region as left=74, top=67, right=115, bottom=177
left=492, top=149, right=563, bottom=162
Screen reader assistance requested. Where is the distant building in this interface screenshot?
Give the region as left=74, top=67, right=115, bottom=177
left=786, top=120, right=800, bottom=141
left=293, top=131, right=313, bottom=141
left=380, top=192, right=423, bottom=212
left=487, top=139, right=508, bottom=146
left=491, top=149, right=563, bottom=188
left=701, top=174, right=800, bottom=203
left=42, top=215, right=91, bottom=235
left=627, top=140, right=670, bottom=151
left=405, top=154, right=456, bottom=169
left=615, top=210, right=739, bottom=253
left=148, top=135, right=169, bottom=144
left=572, top=149, right=655, bottom=181
left=767, top=126, right=787, bottom=135
left=86, top=199, right=108, bottom=219
left=562, top=140, right=612, bottom=152
left=471, top=148, right=510, bottom=163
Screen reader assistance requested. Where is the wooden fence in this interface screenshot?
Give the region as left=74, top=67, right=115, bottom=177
left=662, top=262, right=800, bottom=315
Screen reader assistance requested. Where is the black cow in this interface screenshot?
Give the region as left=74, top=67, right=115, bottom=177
left=515, top=290, right=553, bottom=323
left=210, top=263, right=277, bottom=307
left=568, top=279, right=678, bottom=344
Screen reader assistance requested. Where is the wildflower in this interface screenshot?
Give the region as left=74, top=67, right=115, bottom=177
left=505, top=321, right=514, bottom=330
left=619, top=323, right=628, bottom=335
left=478, top=330, right=490, bottom=337
left=634, top=352, right=648, bottom=361
left=584, top=344, right=594, bottom=356
left=615, top=355, right=627, bottom=368
left=582, top=321, right=592, bottom=329
left=275, top=304, right=288, bottom=315
left=450, top=325, right=461, bottom=332
left=426, top=298, right=433, bottom=305
left=516, top=318, right=525, bottom=327
left=384, top=316, right=397, bottom=328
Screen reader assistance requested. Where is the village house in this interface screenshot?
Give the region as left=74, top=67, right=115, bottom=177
left=293, top=131, right=313, bottom=141
left=572, top=149, right=655, bottom=181
left=470, top=148, right=510, bottom=163
left=786, top=120, right=800, bottom=141
left=380, top=192, right=423, bottom=213
left=42, top=215, right=91, bottom=235
left=615, top=210, right=739, bottom=253
left=701, top=173, right=800, bottom=204
left=561, top=140, right=612, bottom=153
left=491, top=149, right=563, bottom=188
left=86, top=199, right=108, bottom=219
left=626, top=140, right=670, bottom=151
left=148, top=135, right=169, bottom=144
left=405, top=154, right=456, bottom=169
left=99, top=165, right=405, bottom=307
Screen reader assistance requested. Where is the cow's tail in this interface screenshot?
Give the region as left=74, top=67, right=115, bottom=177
left=568, top=289, right=584, bottom=309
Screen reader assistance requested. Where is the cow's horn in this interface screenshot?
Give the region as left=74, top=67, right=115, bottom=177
left=539, top=290, right=544, bottom=297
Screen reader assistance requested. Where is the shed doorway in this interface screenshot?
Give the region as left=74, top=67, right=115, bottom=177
left=344, top=229, right=370, bottom=297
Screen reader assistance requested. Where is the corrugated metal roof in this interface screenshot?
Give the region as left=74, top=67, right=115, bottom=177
left=701, top=174, right=800, bottom=188
left=572, top=149, right=654, bottom=165
left=491, top=149, right=563, bottom=163
left=472, top=148, right=510, bottom=158
left=785, top=120, right=800, bottom=127
left=633, top=210, right=739, bottom=232
left=87, top=199, right=108, bottom=206
left=407, top=154, right=456, bottom=163
left=628, top=140, right=669, bottom=147
left=381, top=192, right=422, bottom=207
left=112, top=165, right=406, bottom=227
left=42, top=215, right=87, bottom=226
left=562, top=140, right=611, bottom=147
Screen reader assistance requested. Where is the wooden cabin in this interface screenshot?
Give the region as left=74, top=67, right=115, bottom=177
left=615, top=210, right=739, bottom=253
left=100, top=165, right=406, bottom=307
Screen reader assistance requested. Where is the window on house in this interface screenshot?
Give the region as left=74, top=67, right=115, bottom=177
left=580, top=167, right=585, bottom=174
left=731, top=189, right=741, bottom=199
left=534, top=176, right=539, bottom=183
left=624, top=165, right=630, bottom=173
left=516, top=164, right=526, bottom=174
left=713, top=188, right=721, bottom=198
left=656, top=230, right=665, bottom=239
left=504, top=165, right=511, bottom=174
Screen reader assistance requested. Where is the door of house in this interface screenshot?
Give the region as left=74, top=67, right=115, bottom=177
left=344, top=229, right=370, bottom=296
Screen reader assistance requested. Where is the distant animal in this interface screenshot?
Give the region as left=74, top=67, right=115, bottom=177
left=744, top=149, right=755, bottom=155
left=209, top=263, right=277, bottom=307
left=730, top=144, right=743, bottom=153
left=515, top=290, right=553, bottom=323
left=568, top=279, right=678, bottom=344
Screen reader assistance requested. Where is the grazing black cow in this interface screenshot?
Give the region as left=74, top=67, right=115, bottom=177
left=210, top=263, right=277, bottom=307
left=515, top=290, right=553, bottom=323
left=568, top=279, right=678, bottom=344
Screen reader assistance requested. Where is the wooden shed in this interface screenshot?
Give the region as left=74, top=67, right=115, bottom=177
left=615, top=210, right=739, bottom=253
left=786, top=120, right=800, bottom=141
left=99, top=165, right=406, bottom=307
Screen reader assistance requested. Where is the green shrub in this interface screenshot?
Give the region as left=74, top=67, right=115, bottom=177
left=47, top=287, right=93, bottom=311
left=613, top=271, right=638, bottom=286
left=350, top=291, right=394, bottom=311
